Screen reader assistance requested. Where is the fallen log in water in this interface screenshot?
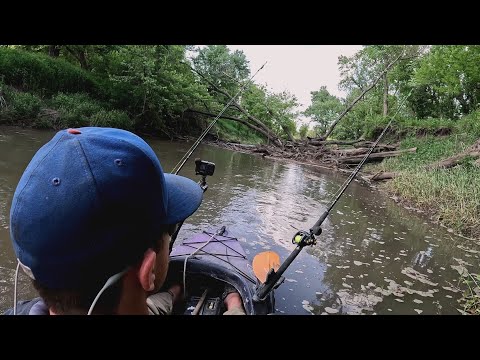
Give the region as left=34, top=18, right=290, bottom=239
left=330, top=144, right=398, bottom=157
left=338, top=148, right=417, bottom=164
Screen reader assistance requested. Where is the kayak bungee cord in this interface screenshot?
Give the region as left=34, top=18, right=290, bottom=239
left=182, top=230, right=219, bottom=299
left=170, top=62, right=267, bottom=176
left=253, top=91, right=412, bottom=301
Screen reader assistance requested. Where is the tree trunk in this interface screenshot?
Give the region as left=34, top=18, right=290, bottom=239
left=281, top=124, right=295, bottom=142
left=65, top=46, right=90, bottom=70
left=330, top=146, right=398, bottom=156
left=48, top=45, right=60, bottom=57
left=322, top=50, right=405, bottom=140
left=77, top=50, right=89, bottom=70
left=383, top=73, right=388, bottom=117
left=307, top=139, right=397, bottom=151
left=426, top=139, right=480, bottom=170
left=426, top=151, right=480, bottom=170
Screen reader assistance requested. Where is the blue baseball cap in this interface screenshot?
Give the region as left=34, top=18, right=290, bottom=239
left=9, top=127, right=203, bottom=289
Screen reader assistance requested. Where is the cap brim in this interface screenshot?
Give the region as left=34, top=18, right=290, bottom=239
left=162, top=174, right=203, bottom=224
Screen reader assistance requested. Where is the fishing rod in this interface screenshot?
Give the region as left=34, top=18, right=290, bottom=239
left=168, top=62, right=267, bottom=252
left=253, top=91, right=412, bottom=301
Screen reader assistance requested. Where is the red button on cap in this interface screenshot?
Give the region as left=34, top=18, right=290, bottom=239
left=67, top=129, right=82, bottom=135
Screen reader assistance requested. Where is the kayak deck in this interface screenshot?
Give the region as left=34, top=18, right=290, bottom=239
left=168, top=229, right=274, bottom=315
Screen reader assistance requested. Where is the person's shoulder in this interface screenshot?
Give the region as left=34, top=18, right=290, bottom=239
left=3, top=297, right=46, bottom=315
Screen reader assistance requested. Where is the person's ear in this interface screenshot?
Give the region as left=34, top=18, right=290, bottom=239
left=138, top=249, right=157, bottom=291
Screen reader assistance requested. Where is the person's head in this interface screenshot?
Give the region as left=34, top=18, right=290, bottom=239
left=9, top=127, right=203, bottom=314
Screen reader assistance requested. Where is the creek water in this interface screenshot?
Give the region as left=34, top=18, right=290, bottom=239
left=1, top=126, right=478, bottom=314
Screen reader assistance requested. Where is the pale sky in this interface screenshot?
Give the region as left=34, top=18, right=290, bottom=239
left=228, top=45, right=362, bottom=113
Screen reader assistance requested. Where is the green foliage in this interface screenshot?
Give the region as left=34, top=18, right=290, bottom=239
left=9, top=92, right=43, bottom=119
left=214, top=119, right=265, bottom=144
left=298, top=123, right=309, bottom=139
left=304, top=86, right=343, bottom=133
left=1, top=45, right=302, bottom=142
left=45, top=93, right=131, bottom=129
left=0, top=88, right=44, bottom=125
left=233, top=84, right=300, bottom=141
left=356, top=111, right=480, bottom=144
left=330, top=45, right=437, bottom=139
left=378, top=134, right=475, bottom=171
left=361, top=116, right=457, bottom=142
left=192, top=45, right=250, bottom=97
left=264, top=90, right=299, bottom=139
left=190, top=46, right=302, bottom=142
left=241, top=84, right=271, bottom=126
left=107, top=45, right=209, bottom=128
left=455, top=109, right=480, bottom=138
left=338, top=45, right=421, bottom=95
left=413, top=45, right=480, bottom=117
left=0, top=47, right=98, bottom=96
left=49, top=92, right=105, bottom=116
left=387, top=165, right=480, bottom=238
left=332, top=88, right=384, bottom=140
left=90, top=110, right=133, bottom=130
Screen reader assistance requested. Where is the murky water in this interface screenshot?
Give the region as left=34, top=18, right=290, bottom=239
left=1, top=126, right=479, bottom=314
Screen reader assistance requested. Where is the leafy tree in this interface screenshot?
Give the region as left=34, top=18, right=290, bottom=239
left=265, top=90, right=299, bottom=140
left=118, top=47, right=204, bottom=119
left=191, top=45, right=250, bottom=99
left=304, top=86, right=343, bottom=133
left=191, top=46, right=294, bottom=145
left=339, top=45, right=424, bottom=117
left=413, top=45, right=480, bottom=118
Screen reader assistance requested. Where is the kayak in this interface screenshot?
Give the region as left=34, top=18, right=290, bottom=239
left=168, top=227, right=275, bottom=315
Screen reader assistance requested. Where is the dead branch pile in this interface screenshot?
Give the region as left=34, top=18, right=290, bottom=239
left=214, top=138, right=416, bottom=172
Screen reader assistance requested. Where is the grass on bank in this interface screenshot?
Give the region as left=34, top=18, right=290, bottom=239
left=367, top=112, right=480, bottom=240
left=370, top=134, right=480, bottom=239
left=459, top=271, right=480, bottom=315
left=0, top=88, right=133, bottom=130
